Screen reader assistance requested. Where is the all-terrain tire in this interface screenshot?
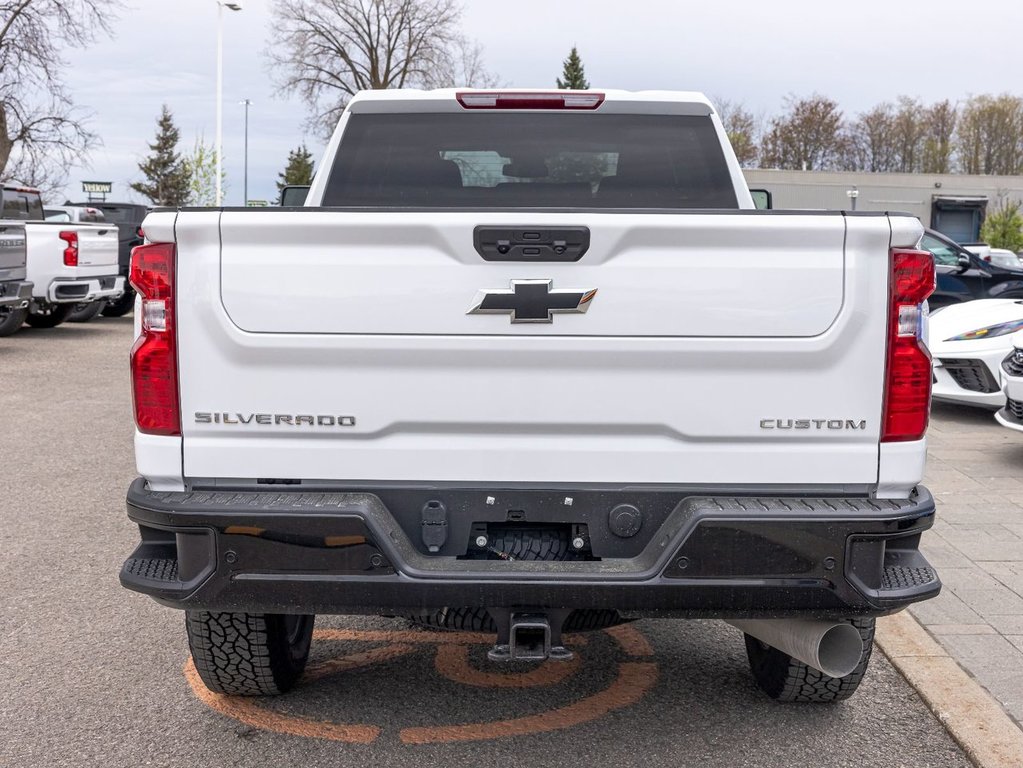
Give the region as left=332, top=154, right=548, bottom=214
left=744, top=617, right=875, bottom=703
left=185, top=611, right=314, bottom=696
left=67, top=300, right=106, bottom=323
left=408, top=527, right=625, bottom=633
left=0, top=306, right=27, bottom=337
left=25, top=303, right=73, bottom=328
left=101, top=287, right=135, bottom=317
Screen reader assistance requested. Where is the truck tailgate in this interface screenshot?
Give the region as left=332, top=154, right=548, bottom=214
left=74, top=224, right=119, bottom=267
left=0, top=222, right=27, bottom=281
left=172, top=210, right=911, bottom=487
left=220, top=212, right=846, bottom=338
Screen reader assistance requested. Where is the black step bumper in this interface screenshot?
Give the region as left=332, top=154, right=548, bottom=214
left=120, top=479, right=940, bottom=620
left=0, top=279, right=32, bottom=308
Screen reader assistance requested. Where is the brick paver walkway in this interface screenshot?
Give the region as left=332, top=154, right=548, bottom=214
left=912, top=402, right=1023, bottom=724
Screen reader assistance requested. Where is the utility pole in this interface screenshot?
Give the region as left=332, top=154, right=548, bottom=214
left=240, top=99, right=252, bottom=205
left=215, top=1, right=242, bottom=206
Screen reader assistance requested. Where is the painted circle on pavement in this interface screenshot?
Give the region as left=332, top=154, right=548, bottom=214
left=184, top=624, right=659, bottom=744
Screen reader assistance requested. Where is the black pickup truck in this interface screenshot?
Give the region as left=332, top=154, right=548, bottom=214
left=64, top=201, right=147, bottom=317
left=921, top=229, right=1023, bottom=309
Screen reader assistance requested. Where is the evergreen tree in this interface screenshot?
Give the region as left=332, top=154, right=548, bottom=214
left=131, top=106, right=190, bottom=206
left=276, top=144, right=316, bottom=193
left=556, top=46, right=590, bottom=90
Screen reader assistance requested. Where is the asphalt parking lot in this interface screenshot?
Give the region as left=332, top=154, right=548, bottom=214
left=0, top=319, right=978, bottom=767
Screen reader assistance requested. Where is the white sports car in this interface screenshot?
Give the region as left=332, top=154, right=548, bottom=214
left=995, top=330, right=1023, bottom=432
left=929, top=299, right=1023, bottom=409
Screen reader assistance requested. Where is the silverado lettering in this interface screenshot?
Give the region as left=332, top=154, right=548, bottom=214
left=195, top=412, right=356, bottom=426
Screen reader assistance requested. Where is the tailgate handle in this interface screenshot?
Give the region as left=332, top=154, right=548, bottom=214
left=474, top=226, right=589, bottom=262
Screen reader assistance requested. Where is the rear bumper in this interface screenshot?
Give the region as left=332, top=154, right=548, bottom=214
left=120, top=480, right=940, bottom=620
left=46, top=275, right=124, bottom=303
left=0, top=279, right=32, bottom=308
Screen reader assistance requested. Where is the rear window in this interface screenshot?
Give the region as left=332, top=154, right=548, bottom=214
left=66, top=204, right=144, bottom=224
left=322, top=113, right=737, bottom=210
left=2, top=189, right=44, bottom=220
left=94, top=206, right=134, bottom=223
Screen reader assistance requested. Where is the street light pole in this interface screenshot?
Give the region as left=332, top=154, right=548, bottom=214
left=215, top=1, right=242, bottom=206
left=240, top=99, right=251, bottom=205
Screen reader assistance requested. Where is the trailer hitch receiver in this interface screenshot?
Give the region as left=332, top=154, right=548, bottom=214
left=487, top=609, right=573, bottom=662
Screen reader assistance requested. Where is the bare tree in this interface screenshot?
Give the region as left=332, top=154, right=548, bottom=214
left=714, top=99, right=759, bottom=168
left=890, top=96, right=926, bottom=172
left=844, top=102, right=896, bottom=172
left=268, top=0, right=497, bottom=136
left=760, top=95, right=845, bottom=171
left=420, top=36, right=501, bottom=90
left=920, top=100, right=957, bottom=174
left=957, top=94, right=1023, bottom=175
left=0, top=0, right=120, bottom=193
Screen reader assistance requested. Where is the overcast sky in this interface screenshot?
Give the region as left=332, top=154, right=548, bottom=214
left=59, top=0, right=1023, bottom=205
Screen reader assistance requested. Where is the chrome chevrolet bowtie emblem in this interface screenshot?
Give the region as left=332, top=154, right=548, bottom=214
left=467, top=279, right=597, bottom=324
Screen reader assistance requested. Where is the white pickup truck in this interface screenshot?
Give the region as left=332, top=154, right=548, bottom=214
left=0, top=186, right=122, bottom=329
left=120, top=89, right=941, bottom=703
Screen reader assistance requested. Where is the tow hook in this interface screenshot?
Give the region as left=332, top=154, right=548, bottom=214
left=486, top=608, right=574, bottom=662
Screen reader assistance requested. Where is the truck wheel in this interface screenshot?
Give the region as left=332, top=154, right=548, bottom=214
left=0, top=306, right=28, bottom=337
left=185, top=611, right=314, bottom=696
left=408, top=527, right=624, bottom=633
left=67, top=300, right=106, bottom=323
left=743, top=617, right=875, bottom=702
left=101, top=287, right=135, bottom=317
left=25, top=303, right=73, bottom=328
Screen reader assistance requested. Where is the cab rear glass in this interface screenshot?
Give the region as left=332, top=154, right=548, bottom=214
left=322, top=113, right=738, bottom=210
left=2, top=189, right=44, bottom=220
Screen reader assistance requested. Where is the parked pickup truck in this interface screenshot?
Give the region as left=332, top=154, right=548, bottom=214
left=1, top=186, right=123, bottom=328
left=64, top=201, right=148, bottom=317
left=0, top=218, right=32, bottom=336
left=120, top=89, right=941, bottom=703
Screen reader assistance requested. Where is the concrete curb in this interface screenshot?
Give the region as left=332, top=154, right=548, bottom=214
left=876, top=611, right=1023, bottom=768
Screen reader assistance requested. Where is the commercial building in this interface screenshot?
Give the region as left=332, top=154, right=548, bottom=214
left=743, top=169, right=1023, bottom=242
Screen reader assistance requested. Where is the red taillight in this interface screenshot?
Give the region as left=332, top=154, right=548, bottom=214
left=456, top=91, right=605, bottom=110
left=882, top=248, right=935, bottom=442
left=59, top=230, right=78, bottom=266
left=129, top=242, right=179, bottom=436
